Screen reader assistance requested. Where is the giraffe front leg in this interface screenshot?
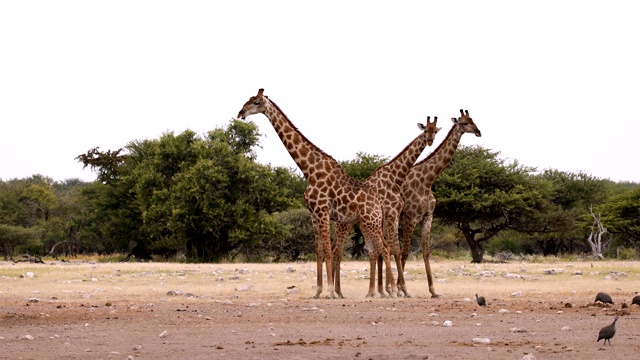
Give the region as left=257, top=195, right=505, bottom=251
left=366, top=255, right=378, bottom=298
left=387, top=221, right=409, bottom=298
left=421, top=207, right=439, bottom=298
left=311, top=219, right=325, bottom=299
left=314, top=237, right=323, bottom=299
left=400, top=217, right=418, bottom=272
left=332, top=223, right=351, bottom=299
left=320, top=221, right=336, bottom=299
left=377, top=255, right=386, bottom=297
left=382, top=247, right=398, bottom=298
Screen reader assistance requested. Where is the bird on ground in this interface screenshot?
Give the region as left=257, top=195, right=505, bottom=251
left=632, top=295, right=640, bottom=306
left=594, top=292, right=614, bottom=304
left=597, top=316, right=618, bottom=346
left=475, top=294, right=486, bottom=306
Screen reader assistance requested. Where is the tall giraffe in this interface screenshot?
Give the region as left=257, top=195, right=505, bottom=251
left=399, top=109, right=481, bottom=297
left=237, top=88, right=397, bottom=298
left=332, top=116, right=441, bottom=298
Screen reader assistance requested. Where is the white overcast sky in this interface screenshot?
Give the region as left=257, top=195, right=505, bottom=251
left=1, top=1, right=639, bottom=183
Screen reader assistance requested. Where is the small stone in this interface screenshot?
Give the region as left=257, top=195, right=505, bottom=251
left=472, top=337, right=491, bottom=345
left=510, top=327, right=528, bottom=333
left=511, top=291, right=522, bottom=297
left=166, top=290, right=182, bottom=296
left=442, top=320, right=453, bottom=327
left=159, top=330, right=168, bottom=338
left=285, top=286, right=300, bottom=294
left=235, top=284, right=253, bottom=292
left=27, top=298, right=40, bottom=303
left=521, top=354, right=536, bottom=360
left=561, top=326, right=570, bottom=331
left=498, top=309, right=509, bottom=313
left=23, top=335, right=34, bottom=340
left=133, top=345, right=143, bottom=350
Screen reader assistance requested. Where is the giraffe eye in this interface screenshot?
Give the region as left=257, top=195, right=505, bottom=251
left=253, top=102, right=260, bottom=105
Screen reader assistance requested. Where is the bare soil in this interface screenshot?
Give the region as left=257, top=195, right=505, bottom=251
left=1, top=259, right=640, bottom=360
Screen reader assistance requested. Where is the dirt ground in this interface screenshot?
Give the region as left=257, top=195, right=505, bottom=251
left=1, top=259, right=640, bottom=360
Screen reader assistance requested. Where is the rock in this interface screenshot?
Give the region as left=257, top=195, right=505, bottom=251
left=522, top=354, right=536, bottom=360
left=472, top=337, right=491, bottom=345
left=442, top=320, right=453, bottom=327
left=285, top=286, right=300, bottom=294
left=511, top=291, right=522, bottom=297
left=235, top=284, right=253, bottom=292
left=159, top=330, right=168, bottom=338
left=477, top=271, right=495, bottom=278
left=27, top=298, right=40, bottom=303
left=166, top=290, right=183, bottom=296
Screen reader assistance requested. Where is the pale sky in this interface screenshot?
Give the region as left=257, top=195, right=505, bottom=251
left=1, top=1, right=639, bottom=183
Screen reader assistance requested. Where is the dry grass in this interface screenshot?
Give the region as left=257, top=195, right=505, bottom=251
left=2, top=258, right=639, bottom=306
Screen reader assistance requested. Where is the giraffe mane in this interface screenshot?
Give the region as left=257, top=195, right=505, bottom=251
left=370, top=133, right=423, bottom=176
left=266, top=98, right=344, bottom=169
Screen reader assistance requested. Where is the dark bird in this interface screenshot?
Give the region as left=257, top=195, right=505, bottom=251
left=595, top=292, right=614, bottom=304
left=597, top=316, right=618, bottom=345
left=475, top=294, right=486, bottom=306
left=632, top=295, right=640, bottom=306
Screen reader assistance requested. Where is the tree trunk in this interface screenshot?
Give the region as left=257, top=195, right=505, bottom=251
left=586, top=205, right=607, bottom=259
left=461, top=225, right=485, bottom=263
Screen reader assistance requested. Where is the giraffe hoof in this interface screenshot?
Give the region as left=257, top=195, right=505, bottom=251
left=431, top=294, right=441, bottom=299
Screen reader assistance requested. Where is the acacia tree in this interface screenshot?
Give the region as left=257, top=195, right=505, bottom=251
left=433, top=145, right=549, bottom=262
left=600, top=185, right=640, bottom=247
left=79, top=119, right=306, bottom=261
left=526, top=170, right=617, bottom=255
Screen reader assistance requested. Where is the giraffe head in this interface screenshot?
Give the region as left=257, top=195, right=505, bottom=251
left=452, top=109, right=481, bottom=137
left=417, top=116, right=441, bottom=146
left=237, top=88, right=268, bottom=119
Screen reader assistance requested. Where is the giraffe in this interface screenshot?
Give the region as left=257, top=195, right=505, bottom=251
left=332, top=116, right=441, bottom=298
left=399, top=109, right=481, bottom=297
left=237, top=88, right=397, bottom=298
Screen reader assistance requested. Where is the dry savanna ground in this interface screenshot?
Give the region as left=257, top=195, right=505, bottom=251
left=1, top=258, right=640, bottom=360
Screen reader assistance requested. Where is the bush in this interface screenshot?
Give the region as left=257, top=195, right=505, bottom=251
left=486, top=236, right=521, bottom=256
left=615, top=246, right=637, bottom=260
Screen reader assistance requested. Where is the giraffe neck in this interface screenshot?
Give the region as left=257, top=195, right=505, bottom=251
left=370, top=133, right=429, bottom=187
left=413, top=125, right=464, bottom=183
left=262, top=99, right=339, bottom=179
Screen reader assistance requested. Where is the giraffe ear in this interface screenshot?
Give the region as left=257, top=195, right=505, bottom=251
left=436, top=127, right=442, bottom=133
left=417, top=123, right=426, bottom=131
left=257, top=88, right=264, bottom=98
left=451, top=117, right=458, bottom=124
